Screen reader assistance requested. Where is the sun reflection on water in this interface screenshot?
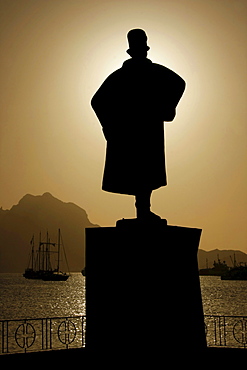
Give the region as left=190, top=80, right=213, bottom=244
left=0, top=273, right=85, bottom=320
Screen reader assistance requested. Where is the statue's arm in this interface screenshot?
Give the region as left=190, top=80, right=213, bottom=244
left=163, top=74, right=186, bottom=122
left=91, top=73, right=119, bottom=140
left=91, top=83, right=109, bottom=128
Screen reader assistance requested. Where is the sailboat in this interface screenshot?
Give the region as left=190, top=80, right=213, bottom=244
left=23, top=229, right=70, bottom=281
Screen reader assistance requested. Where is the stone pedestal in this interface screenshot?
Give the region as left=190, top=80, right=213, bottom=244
left=86, top=221, right=206, bottom=358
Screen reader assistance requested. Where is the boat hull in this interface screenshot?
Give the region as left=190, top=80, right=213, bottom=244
left=23, top=269, right=69, bottom=281
left=221, top=266, right=247, bottom=280
left=42, top=273, right=69, bottom=281
left=23, top=269, right=44, bottom=279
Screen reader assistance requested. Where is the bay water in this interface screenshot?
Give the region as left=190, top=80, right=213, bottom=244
left=0, top=274, right=247, bottom=320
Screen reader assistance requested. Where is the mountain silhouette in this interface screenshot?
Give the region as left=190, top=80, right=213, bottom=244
left=0, top=193, right=98, bottom=272
left=198, top=249, right=247, bottom=269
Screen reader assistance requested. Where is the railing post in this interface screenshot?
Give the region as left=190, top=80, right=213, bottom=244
left=212, top=315, right=216, bottom=346
left=222, top=316, right=226, bottom=346
left=244, top=317, right=247, bottom=349
left=49, top=318, right=52, bottom=350
left=219, top=316, right=222, bottom=346
left=82, top=316, right=85, bottom=347
left=41, top=318, right=44, bottom=350
left=6, top=321, right=8, bottom=353
left=1, top=320, right=5, bottom=354
left=46, top=318, right=48, bottom=350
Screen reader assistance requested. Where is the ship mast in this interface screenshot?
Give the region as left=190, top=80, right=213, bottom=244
left=46, top=231, right=49, bottom=271
left=31, top=235, right=34, bottom=270
left=38, top=231, right=41, bottom=271
left=57, top=228, right=61, bottom=272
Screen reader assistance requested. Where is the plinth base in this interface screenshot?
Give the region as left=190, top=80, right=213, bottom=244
left=86, top=223, right=206, bottom=358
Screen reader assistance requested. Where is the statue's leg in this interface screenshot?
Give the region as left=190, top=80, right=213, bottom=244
left=135, top=191, right=161, bottom=220
left=135, top=190, right=151, bottom=218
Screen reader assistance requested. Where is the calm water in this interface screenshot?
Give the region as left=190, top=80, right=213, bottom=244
left=0, top=274, right=247, bottom=320
left=0, top=273, right=85, bottom=320
left=200, top=276, right=247, bottom=316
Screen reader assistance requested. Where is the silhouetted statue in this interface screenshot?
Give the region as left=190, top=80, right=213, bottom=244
left=91, top=29, right=186, bottom=220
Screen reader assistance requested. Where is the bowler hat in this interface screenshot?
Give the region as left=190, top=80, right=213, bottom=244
left=127, top=29, right=150, bottom=53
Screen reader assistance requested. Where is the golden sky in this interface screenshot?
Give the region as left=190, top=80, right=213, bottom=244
left=0, top=0, right=246, bottom=252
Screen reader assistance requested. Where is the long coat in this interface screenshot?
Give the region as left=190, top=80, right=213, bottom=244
left=91, top=58, right=185, bottom=195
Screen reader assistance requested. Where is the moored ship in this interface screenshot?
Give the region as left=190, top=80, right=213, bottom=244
left=23, top=229, right=70, bottom=281
left=221, top=266, right=247, bottom=280
left=199, top=257, right=229, bottom=276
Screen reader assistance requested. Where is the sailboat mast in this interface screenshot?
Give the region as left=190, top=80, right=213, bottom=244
left=31, top=235, right=34, bottom=270
left=46, top=233, right=50, bottom=271
left=38, top=231, right=41, bottom=271
left=47, top=237, right=51, bottom=270
left=57, top=228, right=61, bottom=272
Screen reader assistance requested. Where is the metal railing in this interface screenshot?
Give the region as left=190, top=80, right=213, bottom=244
left=204, top=315, right=247, bottom=348
left=1, top=314, right=247, bottom=355
left=1, top=316, right=86, bottom=355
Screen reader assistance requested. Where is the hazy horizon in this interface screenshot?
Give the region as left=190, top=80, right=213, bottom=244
left=1, top=1, right=246, bottom=254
